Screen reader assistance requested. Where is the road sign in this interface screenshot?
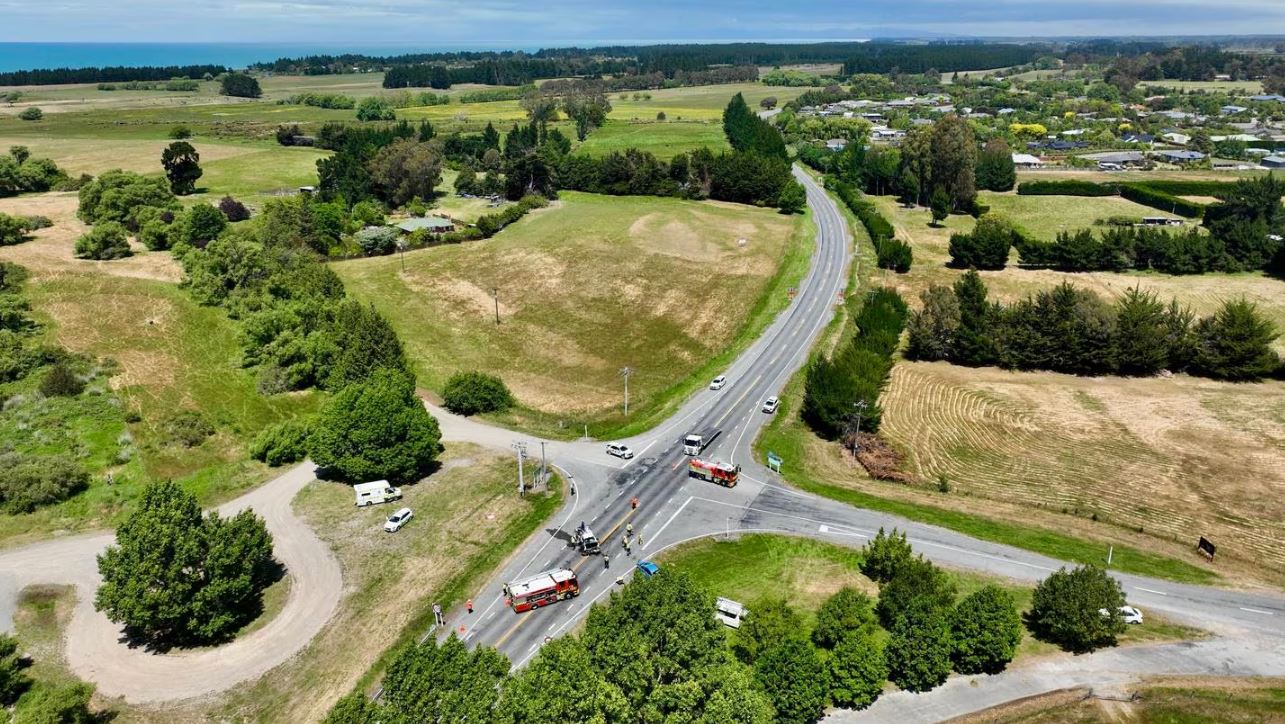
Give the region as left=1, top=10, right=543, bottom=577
left=767, top=452, right=783, bottom=472
left=1197, top=536, right=1216, bottom=560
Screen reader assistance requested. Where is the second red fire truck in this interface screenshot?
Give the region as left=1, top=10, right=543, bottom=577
left=688, top=458, right=741, bottom=487
left=504, top=569, right=580, bottom=613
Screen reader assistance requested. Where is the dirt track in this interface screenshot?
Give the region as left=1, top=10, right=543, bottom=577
left=0, top=462, right=342, bottom=702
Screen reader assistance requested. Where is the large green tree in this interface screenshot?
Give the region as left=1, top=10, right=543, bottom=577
left=1191, top=299, right=1280, bottom=381
left=929, top=115, right=978, bottom=211
left=381, top=634, right=511, bottom=721
left=733, top=596, right=806, bottom=664
left=309, top=368, right=442, bottom=483
left=885, top=601, right=954, bottom=693
left=949, top=585, right=1022, bottom=674
left=753, top=637, right=828, bottom=724
left=95, top=480, right=276, bottom=645
left=161, top=141, right=203, bottom=195
left=1114, top=287, right=1173, bottom=375
left=320, top=300, right=410, bottom=391
left=975, top=138, right=1016, bottom=192
left=1028, top=565, right=1127, bottom=652
left=876, top=556, right=957, bottom=630
left=906, top=285, right=961, bottom=362
left=497, top=637, right=630, bottom=723
left=827, top=630, right=887, bottom=710
left=812, top=587, right=876, bottom=649
left=859, top=527, right=914, bottom=584
left=367, top=138, right=442, bottom=207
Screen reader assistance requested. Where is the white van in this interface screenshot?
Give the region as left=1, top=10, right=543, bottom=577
left=715, top=597, right=747, bottom=628
left=354, top=480, right=402, bottom=507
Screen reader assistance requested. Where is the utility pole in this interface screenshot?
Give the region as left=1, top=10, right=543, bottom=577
left=396, top=239, right=407, bottom=272
left=491, top=287, right=501, bottom=325
left=847, top=399, right=868, bottom=456
left=512, top=441, right=527, bottom=496
left=619, top=366, right=633, bottom=416
left=540, top=441, right=547, bottom=485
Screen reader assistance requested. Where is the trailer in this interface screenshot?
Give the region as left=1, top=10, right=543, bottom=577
left=353, top=480, right=402, bottom=507
left=682, top=428, right=721, bottom=455
left=688, top=458, right=740, bottom=487
left=504, top=569, right=580, bottom=613
left=573, top=522, right=601, bottom=555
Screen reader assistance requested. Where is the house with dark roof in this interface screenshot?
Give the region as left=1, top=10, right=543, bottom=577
left=1154, top=150, right=1206, bottom=164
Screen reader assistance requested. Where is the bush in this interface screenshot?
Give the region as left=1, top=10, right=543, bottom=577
left=39, top=362, right=83, bottom=396
left=441, top=371, right=515, bottom=416
left=169, top=125, right=193, bottom=139
left=0, top=213, right=30, bottom=247
left=355, top=226, right=398, bottom=256
left=76, top=169, right=176, bottom=226
left=0, top=453, right=90, bottom=514
left=17, top=107, right=42, bottom=121
left=950, top=585, right=1022, bottom=674
left=1028, top=565, right=1126, bottom=652
left=356, top=96, right=396, bottom=122
left=162, top=409, right=215, bottom=447
left=73, top=222, right=132, bottom=260
left=250, top=419, right=311, bottom=466
left=14, top=681, right=95, bottom=724
left=0, top=634, right=29, bottom=705
left=218, top=195, right=250, bottom=222
left=219, top=72, right=261, bottom=99
left=21, top=215, right=51, bottom=230
left=876, top=237, right=913, bottom=273
left=1191, top=299, right=1281, bottom=381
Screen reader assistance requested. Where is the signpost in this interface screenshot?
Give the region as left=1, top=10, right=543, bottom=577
left=1197, top=536, right=1216, bottom=561
left=767, top=451, right=783, bottom=472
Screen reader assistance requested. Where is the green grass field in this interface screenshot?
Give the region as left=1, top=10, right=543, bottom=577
left=1144, top=79, right=1265, bottom=94
left=577, top=119, right=728, bottom=159
left=660, top=534, right=1204, bottom=661
left=964, top=678, right=1285, bottom=723
left=336, top=190, right=808, bottom=437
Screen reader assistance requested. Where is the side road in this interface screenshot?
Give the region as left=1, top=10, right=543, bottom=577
left=0, top=461, right=343, bottom=702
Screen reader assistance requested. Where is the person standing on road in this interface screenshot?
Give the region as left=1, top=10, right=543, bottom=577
left=622, top=535, right=631, bottom=555
left=466, top=598, right=474, bottom=614
left=631, top=496, right=639, bottom=510
left=626, top=523, right=634, bottom=537
left=433, top=602, right=444, bottom=627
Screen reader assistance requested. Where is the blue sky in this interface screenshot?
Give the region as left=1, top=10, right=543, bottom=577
left=1, top=0, right=1283, bottom=43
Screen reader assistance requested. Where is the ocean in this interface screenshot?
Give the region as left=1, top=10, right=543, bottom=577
left=0, top=42, right=534, bottom=73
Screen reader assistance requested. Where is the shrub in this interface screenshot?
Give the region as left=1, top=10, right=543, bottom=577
left=1028, top=565, right=1127, bottom=652
left=441, top=371, right=515, bottom=416
left=219, top=72, right=261, bottom=99
left=73, top=222, right=132, bottom=260
left=162, top=409, right=215, bottom=447
left=948, top=215, right=1017, bottom=270
left=950, top=585, right=1022, bottom=674
left=0, top=214, right=30, bottom=247
left=876, top=237, right=912, bottom=272
left=39, top=362, right=84, bottom=397
left=355, top=226, right=398, bottom=256
left=218, top=195, right=250, bottom=222
left=250, top=419, right=311, bottom=466
left=0, top=634, right=29, bottom=705
left=178, top=203, right=227, bottom=247
left=17, top=107, right=42, bottom=121
left=13, top=681, right=95, bottom=724
left=21, top=215, right=51, bottom=230
left=812, top=587, right=875, bottom=649
left=0, top=453, right=90, bottom=514
left=356, top=96, right=396, bottom=122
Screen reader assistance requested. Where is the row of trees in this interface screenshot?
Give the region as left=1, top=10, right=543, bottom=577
left=723, top=93, right=787, bottom=160
left=907, top=272, right=1281, bottom=380
left=803, top=288, right=907, bottom=439
left=0, top=64, right=225, bottom=86
left=826, top=179, right=912, bottom=272
left=557, top=147, right=797, bottom=210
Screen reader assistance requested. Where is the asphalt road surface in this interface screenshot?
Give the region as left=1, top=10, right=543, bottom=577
left=435, top=167, right=1285, bottom=716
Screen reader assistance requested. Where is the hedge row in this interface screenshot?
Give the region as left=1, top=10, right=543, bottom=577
left=1118, top=183, right=1205, bottom=218
left=1125, top=180, right=1234, bottom=197
left=1016, top=180, right=1117, bottom=197
left=827, top=178, right=912, bottom=273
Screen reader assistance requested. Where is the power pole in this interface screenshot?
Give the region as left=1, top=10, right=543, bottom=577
left=619, top=367, right=633, bottom=416
left=540, top=441, right=547, bottom=484
left=847, top=399, right=868, bottom=456
left=512, top=441, right=527, bottom=496
left=491, top=287, right=501, bottom=325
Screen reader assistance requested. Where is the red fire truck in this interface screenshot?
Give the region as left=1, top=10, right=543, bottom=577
left=688, top=458, right=741, bottom=487
left=504, top=568, right=580, bottom=613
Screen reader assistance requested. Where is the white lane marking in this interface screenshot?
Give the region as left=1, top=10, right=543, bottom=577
left=818, top=524, right=866, bottom=539
left=1240, top=607, right=1275, bottom=615
left=643, top=496, right=692, bottom=551
left=1134, top=587, right=1168, bottom=596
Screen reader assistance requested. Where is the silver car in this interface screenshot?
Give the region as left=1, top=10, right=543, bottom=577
left=606, top=443, right=634, bottom=459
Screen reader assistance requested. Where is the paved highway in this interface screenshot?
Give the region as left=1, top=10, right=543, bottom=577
left=434, top=166, right=1285, bottom=716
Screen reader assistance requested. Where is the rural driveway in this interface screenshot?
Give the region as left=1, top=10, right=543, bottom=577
left=0, top=461, right=342, bottom=702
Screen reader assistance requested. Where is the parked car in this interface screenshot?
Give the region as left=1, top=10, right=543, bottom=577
left=384, top=507, right=413, bottom=533
left=606, top=442, right=635, bottom=459
left=1100, top=605, right=1144, bottom=625
left=709, top=375, right=727, bottom=390
left=761, top=396, right=779, bottom=414
left=636, top=560, right=660, bottom=577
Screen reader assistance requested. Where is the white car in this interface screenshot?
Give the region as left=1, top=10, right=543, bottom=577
left=709, top=375, right=727, bottom=391
left=606, top=443, right=635, bottom=459
left=1100, top=605, right=1144, bottom=625
left=761, top=396, right=779, bottom=414
left=384, top=507, right=413, bottom=533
